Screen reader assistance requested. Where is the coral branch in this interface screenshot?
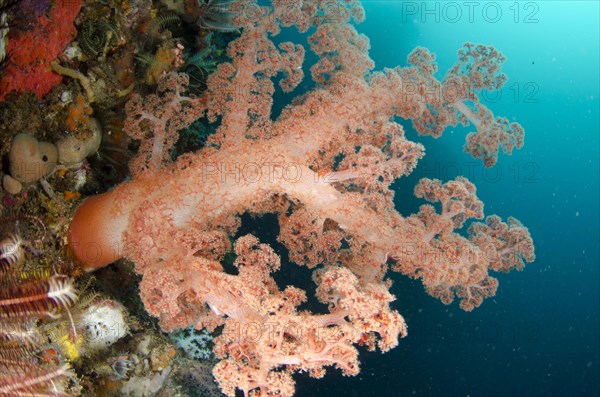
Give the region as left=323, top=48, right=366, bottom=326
left=403, top=43, right=525, bottom=166
left=124, top=73, right=205, bottom=174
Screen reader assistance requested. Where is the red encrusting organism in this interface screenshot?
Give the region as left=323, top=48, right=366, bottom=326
left=0, top=0, right=83, bottom=101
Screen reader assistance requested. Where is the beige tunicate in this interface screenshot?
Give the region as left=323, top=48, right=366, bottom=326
left=2, top=174, right=22, bottom=195
left=8, top=134, right=58, bottom=184
left=57, top=117, right=102, bottom=166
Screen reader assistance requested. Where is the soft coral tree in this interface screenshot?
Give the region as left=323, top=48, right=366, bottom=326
left=67, top=1, right=534, bottom=395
